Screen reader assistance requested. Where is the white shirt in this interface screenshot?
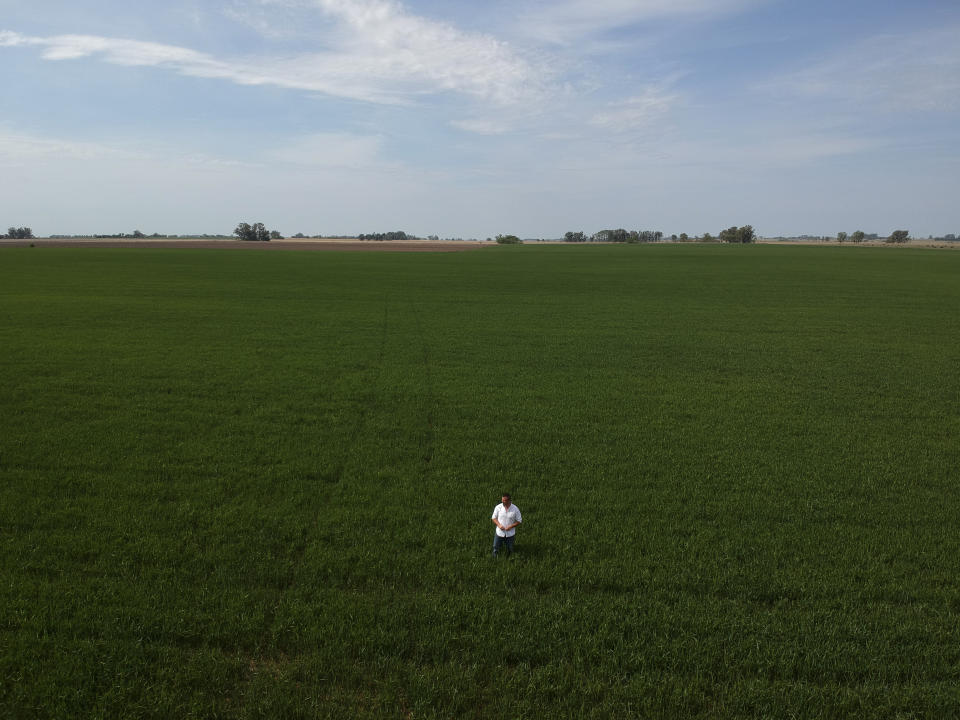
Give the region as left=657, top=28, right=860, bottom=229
left=492, top=503, right=522, bottom=537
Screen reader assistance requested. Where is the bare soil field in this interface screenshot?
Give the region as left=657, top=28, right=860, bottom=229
left=0, top=238, right=491, bottom=252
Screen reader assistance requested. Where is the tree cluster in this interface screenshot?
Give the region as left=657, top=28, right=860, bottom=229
left=358, top=231, right=409, bottom=241
left=718, top=225, right=755, bottom=243
left=837, top=230, right=869, bottom=243
left=495, top=234, right=522, bottom=244
left=234, top=223, right=277, bottom=242
left=886, top=230, right=910, bottom=244
left=597, top=229, right=660, bottom=243
left=6, top=226, right=34, bottom=239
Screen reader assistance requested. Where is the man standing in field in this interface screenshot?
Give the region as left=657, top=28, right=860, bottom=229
left=491, top=493, right=522, bottom=557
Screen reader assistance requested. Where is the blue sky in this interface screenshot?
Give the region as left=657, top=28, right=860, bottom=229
left=2, top=0, right=958, bottom=238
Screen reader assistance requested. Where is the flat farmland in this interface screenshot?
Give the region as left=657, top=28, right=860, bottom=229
left=2, top=244, right=959, bottom=718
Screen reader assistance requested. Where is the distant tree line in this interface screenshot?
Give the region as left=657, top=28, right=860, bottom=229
left=835, top=230, right=914, bottom=244
left=563, top=226, right=754, bottom=243
left=563, top=229, right=664, bottom=243
left=26, top=223, right=954, bottom=246
left=47, top=232, right=233, bottom=239
left=83, top=230, right=150, bottom=239
left=289, top=233, right=362, bottom=239
left=358, top=231, right=410, bottom=241
left=561, top=229, right=652, bottom=243
left=5, top=226, right=34, bottom=239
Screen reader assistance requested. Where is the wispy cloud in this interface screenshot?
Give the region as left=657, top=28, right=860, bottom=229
left=517, top=0, right=760, bottom=44
left=0, top=127, right=146, bottom=164
left=450, top=118, right=511, bottom=136
left=589, top=86, right=679, bottom=132
left=0, top=127, right=262, bottom=173
left=1, top=0, right=549, bottom=106
left=768, top=26, right=960, bottom=113
left=0, top=30, right=266, bottom=86
left=271, top=132, right=384, bottom=167
left=654, top=133, right=882, bottom=173
left=736, top=134, right=881, bottom=169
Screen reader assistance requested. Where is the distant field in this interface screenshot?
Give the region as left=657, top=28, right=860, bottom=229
left=2, top=245, right=959, bottom=718
left=0, top=238, right=489, bottom=252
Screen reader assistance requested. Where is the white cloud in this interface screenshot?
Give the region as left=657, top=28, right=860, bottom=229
left=289, top=0, right=550, bottom=105
left=0, top=1, right=549, bottom=106
left=0, top=31, right=25, bottom=47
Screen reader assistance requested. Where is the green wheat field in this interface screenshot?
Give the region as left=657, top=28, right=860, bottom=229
left=2, top=244, right=959, bottom=718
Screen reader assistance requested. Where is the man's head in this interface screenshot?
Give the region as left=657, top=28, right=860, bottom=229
left=501, top=493, right=511, bottom=507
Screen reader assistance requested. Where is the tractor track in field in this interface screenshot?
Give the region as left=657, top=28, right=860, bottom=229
left=324, top=296, right=391, bottom=487
left=255, top=296, right=392, bottom=656
left=409, top=300, right=437, bottom=471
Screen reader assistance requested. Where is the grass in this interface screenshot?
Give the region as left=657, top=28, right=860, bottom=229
left=2, top=244, right=959, bottom=718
